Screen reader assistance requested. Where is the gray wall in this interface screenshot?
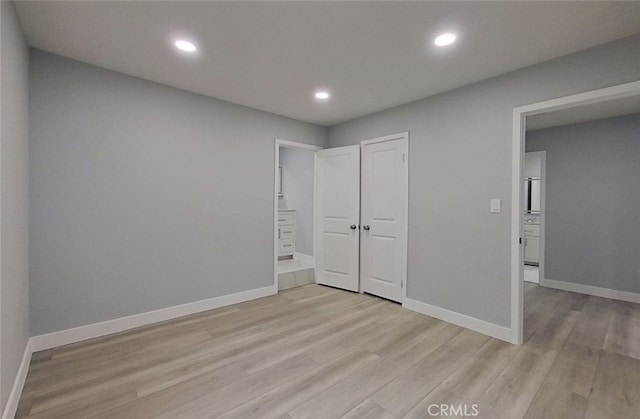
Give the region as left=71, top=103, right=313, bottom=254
left=279, top=147, right=314, bottom=256
left=30, top=50, right=328, bottom=335
left=329, top=34, right=640, bottom=328
left=524, top=152, right=542, bottom=179
left=1, top=0, right=30, bottom=411
left=526, top=114, right=640, bottom=293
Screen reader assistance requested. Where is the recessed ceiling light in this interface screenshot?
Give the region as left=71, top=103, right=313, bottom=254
left=434, top=33, right=457, bottom=47
left=174, top=40, right=197, bottom=53
left=315, top=91, right=330, bottom=100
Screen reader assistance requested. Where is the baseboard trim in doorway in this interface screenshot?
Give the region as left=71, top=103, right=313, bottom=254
left=1, top=340, right=32, bottom=419
left=30, top=284, right=277, bottom=352
left=403, top=298, right=512, bottom=343
left=541, top=278, right=640, bottom=304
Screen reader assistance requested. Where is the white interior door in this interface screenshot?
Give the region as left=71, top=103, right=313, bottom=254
left=360, top=136, right=408, bottom=302
left=315, top=146, right=361, bottom=292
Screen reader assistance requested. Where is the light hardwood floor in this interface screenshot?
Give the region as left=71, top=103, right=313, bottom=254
left=15, top=283, right=640, bottom=418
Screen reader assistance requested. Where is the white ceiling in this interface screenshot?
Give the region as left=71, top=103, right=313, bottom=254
left=527, top=94, right=640, bottom=131
left=15, top=1, right=640, bottom=126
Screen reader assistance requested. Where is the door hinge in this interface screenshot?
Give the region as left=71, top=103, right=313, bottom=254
left=402, top=153, right=406, bottom=162
left=401, top=280, right=404, bottom=288
left=519, top=237, right=523, bottom=244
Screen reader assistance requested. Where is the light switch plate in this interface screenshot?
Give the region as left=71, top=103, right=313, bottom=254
left=490, top=199, right=502, bottom=213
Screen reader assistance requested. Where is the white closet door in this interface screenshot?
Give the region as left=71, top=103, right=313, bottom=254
left=360, top=136, right=408, bottom=302
left=315, top=146, right=361, bottom=292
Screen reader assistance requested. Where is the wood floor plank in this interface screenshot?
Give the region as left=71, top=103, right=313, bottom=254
left=403, top=388, right=473, bottom=419
left=371, top=329, right=490, bottom=417
left=361, top=313, right=440, bottom=357
left=23, top=330, right=216, bottom=409
left=341, top=399, right=395, bottom=419
left=132, top=296, right=387, bottom=398
left=288, top=322, right=462, bottom=419
left=436, top=338, right=519, bottom=402
left=524, top=299, right=580, bottom=357
left=25, top=330, right=211, bottom=391
left=524, top=387, right=588, bottom=419
left=603, top=300, right=640, bottom=360
left=243, top=300, right=389, bottom=375
left=14, top=283, right=639, bottom=419
left=155, top=354, right=320, bottom=418
left=584, top=350, right=640, bottom=419
left=476, top=348, right=556, bottom=419
left=523, top=287, right=566, bottom=342
left=536, top=342, right=599, bottom=398
left=203, top=289, right=358, bottom=338
left=25, top=331, right=214, bottom=412
left=27, top=383, right=138, bottom=419
left=304, top=307, right=419, bottom=364
left=14, top=395, right=33, bottom=419
left=219, top=348, right=381, bottom=419
left=91, top=358, right=251, bottom=418
left=563, top=290, right=590, bottom=312
left=280, top=284, right=341, bottom=303
left=28, top=350, right=53, bottom=367
left=132, top=311, right=332, bottom=397
left=565, top=295, right=614, bottom=349
left=523, top=282, right=545, bottom=310
left=42, top=304, right=242, bottom=365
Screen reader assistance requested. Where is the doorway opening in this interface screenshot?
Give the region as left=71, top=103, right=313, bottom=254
left=511, top=80, right=640, bottom=345
left=273, top=139, right=321, bottom=291
left=273, top=133, right=409, bottom=304
left=522, top=150, right=546, bottom=285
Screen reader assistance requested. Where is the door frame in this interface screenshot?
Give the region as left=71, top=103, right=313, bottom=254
left=360, top=132, right=409, bottom=303
left=510, top=79, right=640, bottom=345
left=274, top=139, right=322, bottom=292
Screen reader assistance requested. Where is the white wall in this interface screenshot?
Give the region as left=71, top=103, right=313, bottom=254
left=29, top=51, right=328, bottom=335
left=278, top=147, right=314, bottom=256
left=0, top=0, right=30, bottom=411
left=329, top=34, right=640, bottom=329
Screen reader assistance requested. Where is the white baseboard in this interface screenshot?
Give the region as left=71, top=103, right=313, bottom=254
left=403, top=298, right=513, bottom=343
left=30, top=284, right=277, bottom=352
left=1, top=340, right=32, bottom=419
left=2, top=285, right=275, bottom=418
left=2, top=285, right=276, bottom=418
left=541, top=278, right=640, bottom=304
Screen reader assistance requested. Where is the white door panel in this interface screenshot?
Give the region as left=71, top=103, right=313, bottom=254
left=361, top=137, right=408, bottom=302
left=315, top=146, right=360, bottom=292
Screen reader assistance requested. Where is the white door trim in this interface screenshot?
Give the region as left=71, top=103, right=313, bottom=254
left=274, top=139, right=322, bottom=291
left=510, top=79, right=640, bottom=345
left=361, top=131, right=409, bottom=146
left=360, top=132, right=409, bottom=303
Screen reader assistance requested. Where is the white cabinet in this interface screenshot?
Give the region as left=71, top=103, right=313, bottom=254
left=524, top=224, right=540, bottom=264
left=277, top=210, right=295, bottom=257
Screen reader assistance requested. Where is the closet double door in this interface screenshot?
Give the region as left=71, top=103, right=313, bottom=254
left=315, top=133, right=408, bottom=302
